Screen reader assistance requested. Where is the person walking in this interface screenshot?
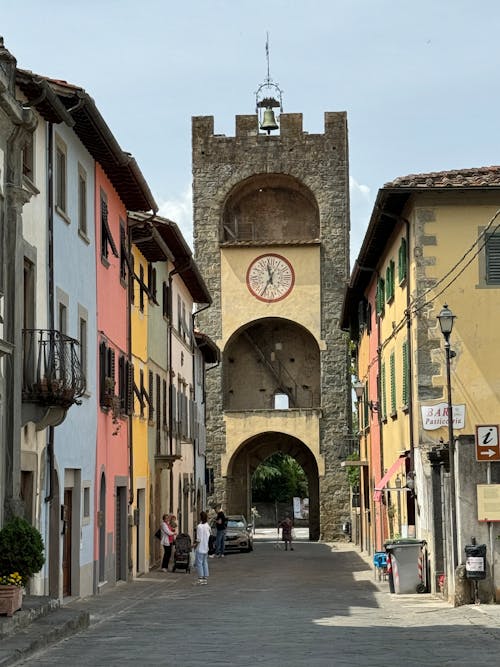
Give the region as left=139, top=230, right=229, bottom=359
left=214, top=505, right=227, bottom=558
left=160, top=513, right=176, bottom=571
left=194, top=511, right=211, bottom=585
left=278, top=516, right=294, bottom=551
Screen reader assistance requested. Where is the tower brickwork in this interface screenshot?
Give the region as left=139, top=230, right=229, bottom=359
left=193, top=112, right=351, bottom=540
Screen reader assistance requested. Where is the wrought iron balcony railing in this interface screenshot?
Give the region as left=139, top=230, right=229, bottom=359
left=22, top=329, right=86, bottom=409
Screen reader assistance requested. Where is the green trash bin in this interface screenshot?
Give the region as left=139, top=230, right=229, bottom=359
left=384, top=539, right=426, bottom=594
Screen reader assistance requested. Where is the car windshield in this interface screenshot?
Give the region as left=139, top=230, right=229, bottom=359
left=227, top=519, right=245, bottom=529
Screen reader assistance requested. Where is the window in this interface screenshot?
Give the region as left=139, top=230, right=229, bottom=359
left=385, top=261, right=395, bottom=302
left=120, top=223, right=127, bottom=282
left=99, top=341, right=116, bottom=407
left=398, top=238, right=407, bottom=283
left=55, top=139, right=67, bottom=213
left=380, top=363, right=387, bottom=421
left=148, top=370, right=154, bottom=421
left=22, top=132, right=34, bottom=182
left=83, top=485, right=90, bottom=522
left=376, top=278, right=385, bottom=316
left=402, top=340, right=409, bottom=407
left=177, top=295, right=182, bottom=334
left=148, top=264, right=157, bottom=301
left=100, top=190, right=119, bottom=261
left=162, top=379, right=167, bottom=427
left=117, top=357, right=134, bottom=415
left=78, top=165, right=87, bottom=237
left=139, top=264, right=145, bottom=312
left=486, top=233, right=500, bottom=284
left=79, top=316, right=87, bottom=380
left=162, top=281, right=170, bottom=319
left=58, top=303, right=67, bottom=335
left=390, top=351, right=396, bottom=416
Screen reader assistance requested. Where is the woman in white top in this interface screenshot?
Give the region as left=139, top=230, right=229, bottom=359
left=194, top=511, right=211, bottom=584
left=160, top=514, right=175, bottom=572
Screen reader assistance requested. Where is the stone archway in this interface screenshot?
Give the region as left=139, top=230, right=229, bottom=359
left=226, top=432, right=320, bottom=541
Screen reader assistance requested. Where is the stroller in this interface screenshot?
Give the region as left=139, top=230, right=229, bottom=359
left=172, top=533, right=192, bottom=573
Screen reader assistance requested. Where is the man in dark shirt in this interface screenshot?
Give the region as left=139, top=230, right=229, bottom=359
left=215, top=506, right=227, bottom=558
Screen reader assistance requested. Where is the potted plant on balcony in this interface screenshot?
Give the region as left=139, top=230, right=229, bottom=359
left=0, top=516, right=45, bottom=616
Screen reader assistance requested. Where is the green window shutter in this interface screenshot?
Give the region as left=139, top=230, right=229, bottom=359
left=376, top=278, right=385, bottom=315
left=402, top=341, right=408, bottom=406
left=363, top=384, right=369, bottom=427
left=398, top=238, right=407, bottom=283
left=386, top=261, right=395, bottom=302
left=390, top=352, right=396, bottom=415
left=381, top=362, right=387, bottom=420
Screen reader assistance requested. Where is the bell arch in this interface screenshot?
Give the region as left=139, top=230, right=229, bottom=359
left=226, top=432, right=320, bottom=540
left=223, top=317, right=321, bottom=411
left=221, top=173, right=320, bottom=243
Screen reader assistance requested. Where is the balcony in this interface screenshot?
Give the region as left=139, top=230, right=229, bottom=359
left=22, top=329, right=86, bottom=415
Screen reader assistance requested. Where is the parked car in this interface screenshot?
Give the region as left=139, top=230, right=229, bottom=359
left=210, top=514, right=253, bottom=553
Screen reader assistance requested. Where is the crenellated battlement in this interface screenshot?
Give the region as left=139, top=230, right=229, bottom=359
left=192, top=111, right=347, bottom=142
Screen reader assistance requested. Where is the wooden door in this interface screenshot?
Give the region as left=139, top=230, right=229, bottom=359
left=62, top=489, right=72, bottom=597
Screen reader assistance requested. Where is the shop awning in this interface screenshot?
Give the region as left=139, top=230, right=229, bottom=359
left=373, top=453, right=407, bottom=502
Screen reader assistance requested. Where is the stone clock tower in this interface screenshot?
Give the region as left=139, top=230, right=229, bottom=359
left=192, top=106, right=351, bottom=540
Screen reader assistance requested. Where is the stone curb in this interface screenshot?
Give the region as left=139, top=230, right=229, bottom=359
left=0, top=607, right=89, bottom=667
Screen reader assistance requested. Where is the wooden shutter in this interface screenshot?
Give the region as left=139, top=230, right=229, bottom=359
left=402, top=341, right=408, bottom=406
left=126, top=362, right=134, bottom=415
left=99, top=341, right=107, bottom=405
left=398, top=238, right=407, bottom=283
left=486, top=234, right=500, bottom=284
left=381, top=362, right=387, bottom=421
left=390, top=351, right=396, bottom=415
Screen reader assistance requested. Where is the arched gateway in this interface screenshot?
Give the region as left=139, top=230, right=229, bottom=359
left=227, top=432, right=321, bottom=540
left=192, top=111, right=351, bottom=540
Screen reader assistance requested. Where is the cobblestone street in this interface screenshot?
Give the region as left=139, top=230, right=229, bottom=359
left=15, top=534, right=500, bottom=666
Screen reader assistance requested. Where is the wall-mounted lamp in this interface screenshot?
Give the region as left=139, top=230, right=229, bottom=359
left=352, top=379, right=365, bottom=401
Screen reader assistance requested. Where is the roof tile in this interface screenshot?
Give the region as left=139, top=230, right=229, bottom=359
left=385, top=166, right=500, bottom=189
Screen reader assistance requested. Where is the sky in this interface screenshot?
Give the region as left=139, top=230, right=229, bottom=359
left=3, top=1, right=500, bottom=267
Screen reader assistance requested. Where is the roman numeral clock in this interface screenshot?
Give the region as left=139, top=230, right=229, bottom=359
left=246, top=253, right=295, bottom=302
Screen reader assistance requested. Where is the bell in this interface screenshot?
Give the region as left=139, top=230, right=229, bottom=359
left=260, top=107, right=278, bottom=133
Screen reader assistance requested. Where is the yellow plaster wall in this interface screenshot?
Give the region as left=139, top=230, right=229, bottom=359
left=418, top=200, right=500, bottom=434
left=220, top=246, right=324, bottom=348
left=222, top=410, right=324, bottom=476
left=377, top=228, right=411, bottom=491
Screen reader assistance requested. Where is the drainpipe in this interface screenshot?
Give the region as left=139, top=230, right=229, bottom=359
left=45, top=122, right=55, bottom=504
left=376, top=278, right=385, bottom=549
left=404, top=217, right=416, bottom=529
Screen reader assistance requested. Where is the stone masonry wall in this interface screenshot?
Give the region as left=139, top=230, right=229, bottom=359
left=192, top=112, right=351, bottom=538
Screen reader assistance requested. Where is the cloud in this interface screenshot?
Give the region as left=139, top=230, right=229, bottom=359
left=155, top=186, right=193, bottom=251
left=349, top=176, right=371, bottom=200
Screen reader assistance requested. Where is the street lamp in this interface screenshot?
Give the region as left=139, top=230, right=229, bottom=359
left=353, top=378, right=365, bottom=402
left=437, top=304, right=458, bottom=579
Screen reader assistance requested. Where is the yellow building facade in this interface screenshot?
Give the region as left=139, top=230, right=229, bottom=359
left=344, top=169, right=500, bottom=602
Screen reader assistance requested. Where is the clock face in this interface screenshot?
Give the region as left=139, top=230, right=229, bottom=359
left=246, top=253, right=295, bottom=302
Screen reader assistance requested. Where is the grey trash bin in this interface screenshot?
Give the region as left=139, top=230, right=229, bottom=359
left=384, top=539, right=426, bottom=594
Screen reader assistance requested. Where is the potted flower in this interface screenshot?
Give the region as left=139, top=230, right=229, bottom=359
left=0, top=516, right=45, bottom=616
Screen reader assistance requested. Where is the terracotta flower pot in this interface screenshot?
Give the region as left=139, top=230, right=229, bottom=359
left=0, top=585, right=23, bottom=616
